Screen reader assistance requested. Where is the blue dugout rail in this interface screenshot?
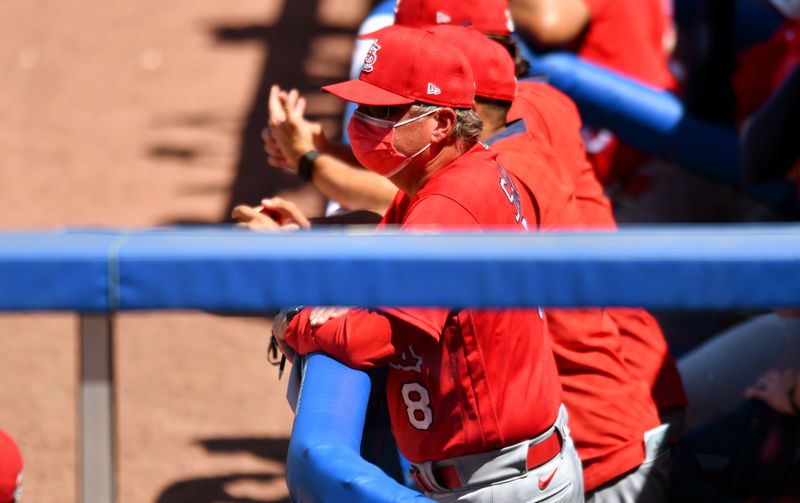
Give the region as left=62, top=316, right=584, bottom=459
left=2, top=227, right=800, bottom=502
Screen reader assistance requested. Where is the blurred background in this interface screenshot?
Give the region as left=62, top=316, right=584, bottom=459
left=0, top=0, right=374, bottom=501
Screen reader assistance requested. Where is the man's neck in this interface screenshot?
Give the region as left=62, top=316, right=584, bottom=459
left=480, top=121, right=506, bottom=141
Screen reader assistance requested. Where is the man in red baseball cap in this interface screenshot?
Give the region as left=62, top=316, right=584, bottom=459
left=272, top=25, right=583, bottom=502
left=0, top=429, right=22, bottom=503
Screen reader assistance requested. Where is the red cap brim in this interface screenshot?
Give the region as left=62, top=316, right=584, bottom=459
left=322, top=79, right=416, bottom=106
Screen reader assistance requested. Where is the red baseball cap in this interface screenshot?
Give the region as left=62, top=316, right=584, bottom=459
left=0, top=429, right=22, bottom=503
left=322, top=26, right=475, bottom=108
left=362, top=0, right=514, bottom=38
left=429, top=25, right=516, bottom=102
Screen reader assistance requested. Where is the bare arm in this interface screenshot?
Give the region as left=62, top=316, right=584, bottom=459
left=310, top=156, right=397, bottom=215
left=509, top=0, right=591, bottom=47
left=266, top=85, right=397, bottom=215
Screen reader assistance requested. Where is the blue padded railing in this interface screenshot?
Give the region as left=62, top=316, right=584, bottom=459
left=3, top=227, right=800, bottom=312
left=287, top=354, right=429, bottom=502
left=522, top=53, right=740, bottom=182
left=3, top=227, right=800, bottom=502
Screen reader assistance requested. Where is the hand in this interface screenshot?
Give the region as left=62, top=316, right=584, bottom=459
left=267, top=85, right=328, bottom=171
left=309, top=306, right=352, bottom=326
left=231, top=197, right=310, bottom=231
left=258, top=197, right=311, bottom=230
left=262, top=127, right=291, bottom=170
left=231, top=204, right=280, bottom=231
left=272, top=309, right=297, bottom=364
left=744, top=369, right=800, bottom=416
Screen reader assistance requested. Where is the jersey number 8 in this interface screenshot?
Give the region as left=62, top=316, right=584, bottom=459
left=401, top=382, right=433, bottom=430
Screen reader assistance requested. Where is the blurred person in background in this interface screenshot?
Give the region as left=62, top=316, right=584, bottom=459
left=671, top=361, right=800, bottom=500
left=673, top=0, right=800, bottom=433
left=508, top=0, right=676, bottom=185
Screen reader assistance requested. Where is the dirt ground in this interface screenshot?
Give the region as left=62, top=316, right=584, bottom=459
left=0, top=0, right=373, bottom=501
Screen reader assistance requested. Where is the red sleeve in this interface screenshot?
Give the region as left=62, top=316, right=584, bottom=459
left=284, top=307, right=435, bottom=369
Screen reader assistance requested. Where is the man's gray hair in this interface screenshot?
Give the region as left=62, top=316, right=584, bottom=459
left=411, top=103, right=483, bottom=144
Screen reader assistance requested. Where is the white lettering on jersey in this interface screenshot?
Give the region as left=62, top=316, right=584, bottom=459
left=390, top=345, right=423, bottom=373
left=498, top=162, right=528, bottom=230
left=401, top=382, right=433, bottom=430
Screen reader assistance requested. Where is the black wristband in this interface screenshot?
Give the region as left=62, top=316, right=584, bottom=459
left=298, top=150, right=319, bottom=182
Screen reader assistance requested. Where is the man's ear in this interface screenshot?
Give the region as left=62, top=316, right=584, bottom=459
left=431, top=108, right=457, bottom=143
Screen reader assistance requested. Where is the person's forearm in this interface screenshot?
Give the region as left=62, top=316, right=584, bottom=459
left=509, top=0, right=590, bottom=47
left=285, top=307, right=416, bottom=369
left=311, top=154, right=398, bottom=215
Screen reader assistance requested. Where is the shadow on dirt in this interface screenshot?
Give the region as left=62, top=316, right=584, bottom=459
left=154, top=436, right=291, bottom=503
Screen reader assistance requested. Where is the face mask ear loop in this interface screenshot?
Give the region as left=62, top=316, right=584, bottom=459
left=393, top=106, right=442, bottom=128
left=380, top=142, right=433, bottom=178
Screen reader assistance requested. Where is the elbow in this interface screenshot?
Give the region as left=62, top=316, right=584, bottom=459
left=526, top=14, right=573, bottom=45
left=511, top=2, right=587, bottom=46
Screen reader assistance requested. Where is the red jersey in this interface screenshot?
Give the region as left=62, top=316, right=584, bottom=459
left=579, top=0, right=675, bottom=90
left=509, top=81, right=615, bottom=228
left=286, top=144, right=563, bottom=463
left=609, top=308, right=688, bottom=412
left=735, top=20, right=800, bottom=123
left=574, top=0, right=676, bottom=183
left=506, top=81, right=688, bottom=417
left=491, top=128, right=665, bottom=491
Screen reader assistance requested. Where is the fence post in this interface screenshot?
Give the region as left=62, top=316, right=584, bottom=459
left=79, top=314, right=116, bottom=503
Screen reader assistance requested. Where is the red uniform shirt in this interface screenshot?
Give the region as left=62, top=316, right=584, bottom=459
left=286, top=144, right=563, bottom=463
left=491, top=127, right=671, bottom=491
left=509, top=81, right=614, bottom=228
left=579, top=0, right=675, bottom=90
left=506, top=81, right=688, bottom=417
left=574, top=0, right=676, bottom=183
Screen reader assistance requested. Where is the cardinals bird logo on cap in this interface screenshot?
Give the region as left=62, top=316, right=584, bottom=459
left=362, top=42, right=381, bottom=73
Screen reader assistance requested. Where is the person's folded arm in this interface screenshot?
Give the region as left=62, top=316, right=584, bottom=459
left=285, top=307, right=438, bottom=369
left=509, top=0, right=591, bottom=47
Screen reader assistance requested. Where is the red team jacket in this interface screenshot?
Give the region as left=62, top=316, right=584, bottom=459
left=490, top=128, right=662, bottom=490
left=286, top=144, right=563, bottom=464
left=510, top=81, right=687, bottom=415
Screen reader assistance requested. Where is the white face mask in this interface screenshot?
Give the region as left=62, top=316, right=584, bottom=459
left=770, top=0, right=800, bottom=20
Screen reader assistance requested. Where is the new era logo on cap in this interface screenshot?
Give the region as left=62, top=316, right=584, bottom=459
left=436, top=11, right=452, bottom=23
left=427, top=82, right=441, bottom=95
